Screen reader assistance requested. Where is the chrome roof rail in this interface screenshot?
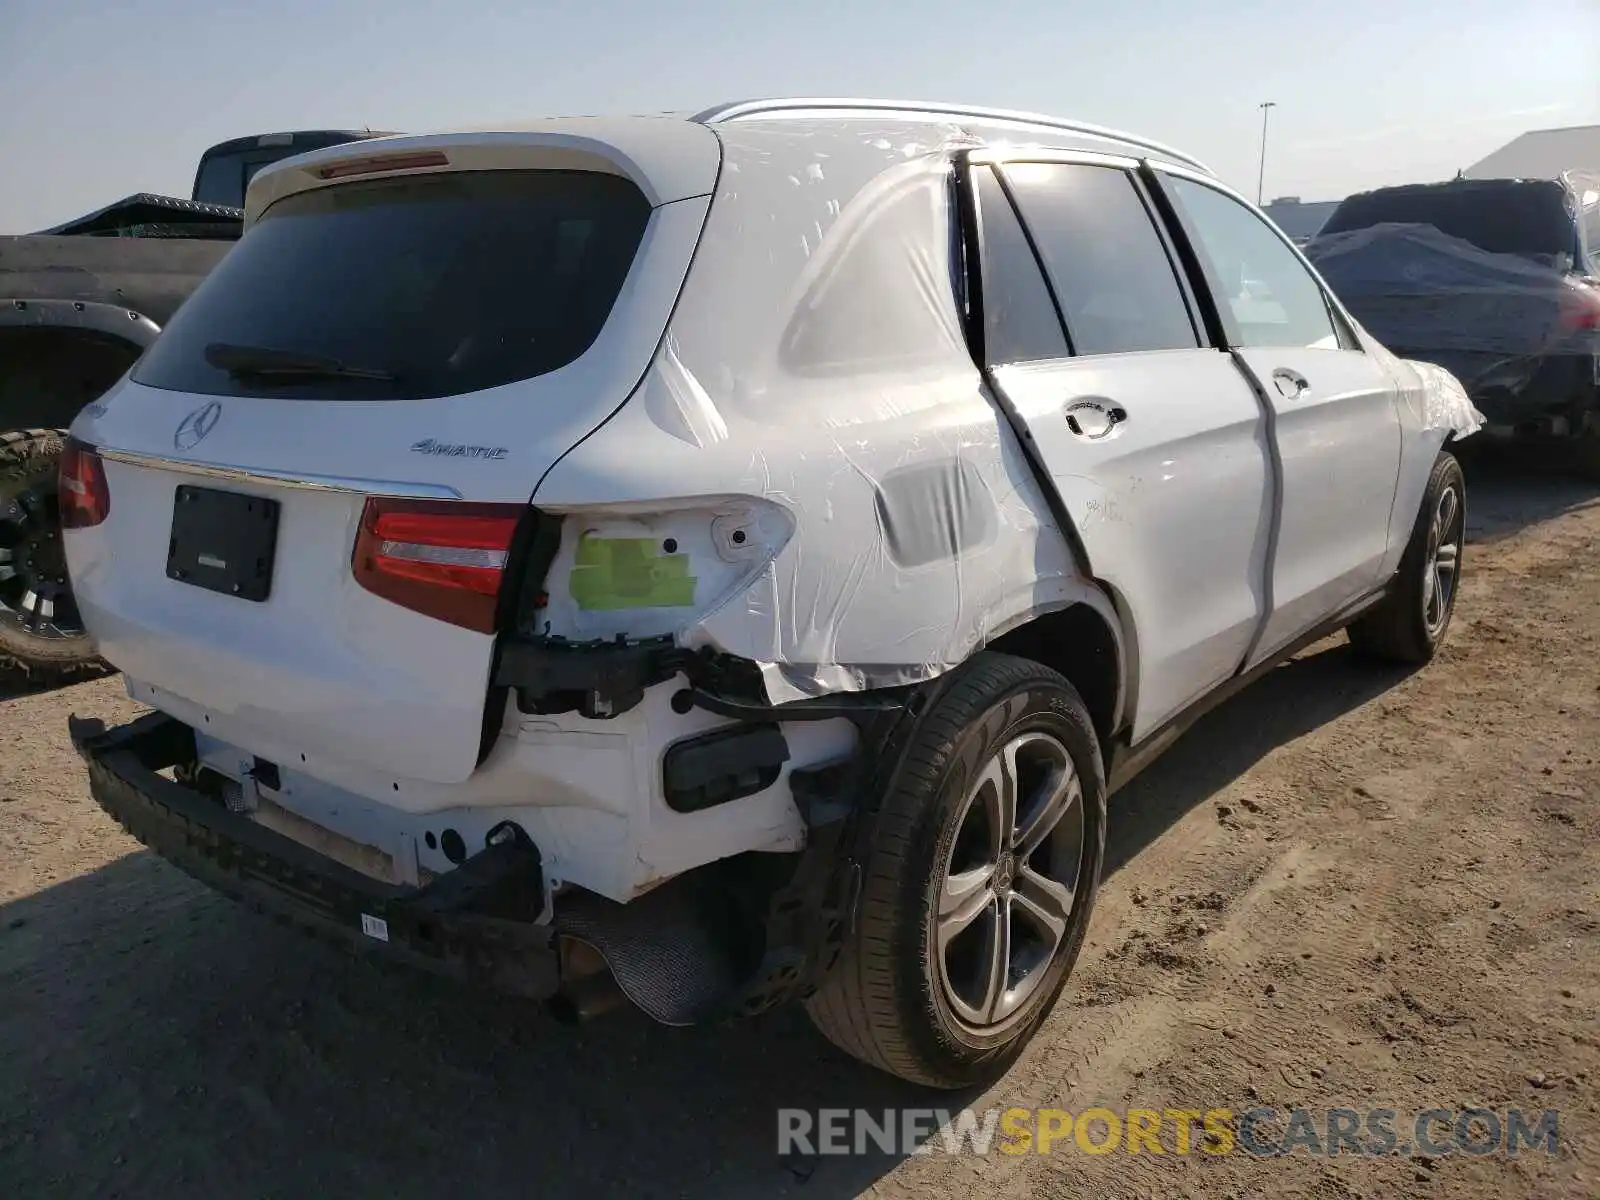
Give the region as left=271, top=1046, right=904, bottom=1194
left=690, top=97, right=1211, bottom=175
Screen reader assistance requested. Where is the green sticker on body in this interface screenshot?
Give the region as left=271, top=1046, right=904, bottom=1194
left=569, top=536, right=697, bottom=610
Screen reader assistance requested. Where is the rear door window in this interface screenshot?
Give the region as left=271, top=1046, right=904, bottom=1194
left=1164, top=175, right=1340, bottom=350
left=133, top=170, right=653, bottom=401
left=972, top=165, right=1071, bottom=365
left=999, top=162, right=1200, bottom=356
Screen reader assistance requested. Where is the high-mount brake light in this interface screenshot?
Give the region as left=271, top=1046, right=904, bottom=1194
left=352, top=497, right=524, bottom=633
left=59, top=438, right=110, bottom=530
left=316, top=151, right=449, bottom=180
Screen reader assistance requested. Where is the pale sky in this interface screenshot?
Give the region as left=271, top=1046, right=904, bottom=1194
left=2, top=0, right=1597, bottom=233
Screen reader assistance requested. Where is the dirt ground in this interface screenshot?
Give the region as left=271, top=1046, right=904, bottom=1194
left=2, top=456, right=1597, bottom=1200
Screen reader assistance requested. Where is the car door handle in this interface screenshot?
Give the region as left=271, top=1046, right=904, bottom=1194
left=1272, top=368, right=1310, bottom=399
left=1064, top=397, right=1127, bottom=440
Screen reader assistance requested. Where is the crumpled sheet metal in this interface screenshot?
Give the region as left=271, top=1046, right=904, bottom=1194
left=1405, top=357, right=1486, bottom=438
left=1570, top=168, right=1600, bottom=270
left=1358, top=330, right=1485, bottom=438
left=541, top=117, right=1096, bottom=708
left=1565, top=169, right=1599, bottom=219
left=1306, top=222, right=1600, bottom=396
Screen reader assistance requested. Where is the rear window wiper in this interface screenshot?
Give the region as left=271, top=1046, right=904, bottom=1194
left=204, top=342, right=397, bottom=383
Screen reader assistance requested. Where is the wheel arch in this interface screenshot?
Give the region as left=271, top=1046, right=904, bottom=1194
left=981, top=580, right=1137, bottom=747
left=0, top=303, right=158, bottom=429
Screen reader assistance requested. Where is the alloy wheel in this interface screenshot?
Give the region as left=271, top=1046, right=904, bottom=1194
left=0, top=478, right=84, bottom=642
left=935, top=730, right=1086, bottom=1032
left=1422, top=482, right=1462, bottom=638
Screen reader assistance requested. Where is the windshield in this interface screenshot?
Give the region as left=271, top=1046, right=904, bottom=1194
left=191, top=150, right=305, bottom=208
left=132, top=169, right=653, bottom=401
left=191, top=151, right=256, bottom=208
left=1319, top=181, right=1576, bottom=259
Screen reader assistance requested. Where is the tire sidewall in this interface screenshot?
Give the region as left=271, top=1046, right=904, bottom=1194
left=887, top=667, right=1107, bottom=1083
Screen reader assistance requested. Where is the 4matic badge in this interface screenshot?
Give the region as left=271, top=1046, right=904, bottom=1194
left=410, top=438, right=508, bottom=460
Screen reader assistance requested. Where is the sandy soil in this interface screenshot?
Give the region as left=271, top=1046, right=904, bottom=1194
left=2, top=459, right=1597, bottom=1200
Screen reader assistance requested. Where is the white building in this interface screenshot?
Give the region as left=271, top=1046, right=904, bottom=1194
left=1465, top=124, right=1600, bottom=180
left=1262, top=196, right=1341, bottom=243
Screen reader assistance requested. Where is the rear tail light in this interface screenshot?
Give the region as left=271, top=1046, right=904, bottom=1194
left=352, top=498, right=525, bottom=633
left=59, top=438, right=110, bottom=529
left=1558, top=281, right=1600, bottom=332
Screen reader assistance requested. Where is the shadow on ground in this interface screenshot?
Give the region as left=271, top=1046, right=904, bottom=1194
left=0, top=670, right=59, bottom=703
left=1102, top=640, right=1407, bottom=876
left=1, top=846, right=929, bottom=1200
left=1457, top=443, right=1600, bottom=543
left=0, top=660, right=115, bottom=703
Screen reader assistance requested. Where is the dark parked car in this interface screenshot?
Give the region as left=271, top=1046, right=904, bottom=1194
left=1308, top=173, right=1600, bottom=472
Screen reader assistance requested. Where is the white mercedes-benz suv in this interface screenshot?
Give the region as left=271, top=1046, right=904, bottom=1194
left=61, top=98, right=1482, bottom=1088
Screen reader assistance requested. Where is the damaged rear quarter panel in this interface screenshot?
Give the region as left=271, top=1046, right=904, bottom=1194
left=533, top=119, right=1110, bottom=706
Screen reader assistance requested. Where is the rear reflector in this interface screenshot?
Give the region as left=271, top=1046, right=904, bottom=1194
left=352, top=498, right=524, bottom=633
left=59, top=438, right=110, bottom=529
left=316, top=151, right=449, bottom=180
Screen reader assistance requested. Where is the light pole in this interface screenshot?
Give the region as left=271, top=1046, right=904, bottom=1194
left=1256, top=101, right=1277, bottom=206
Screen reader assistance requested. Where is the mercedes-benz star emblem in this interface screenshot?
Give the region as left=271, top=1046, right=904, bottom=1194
left=174, top=401, right=223, bottom=451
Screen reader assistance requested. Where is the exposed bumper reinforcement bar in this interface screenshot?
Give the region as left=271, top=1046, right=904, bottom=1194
left=493, top=632, right=908, bottom=724
left=67, top=712, right=559, bottom=1001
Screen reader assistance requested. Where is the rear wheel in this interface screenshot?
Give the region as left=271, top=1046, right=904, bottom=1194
left=1348, top=450, right=1466, bottom=665
left=0, top=429, right=103, bottom=685
left=804, top=653, right=1106, bottom=1088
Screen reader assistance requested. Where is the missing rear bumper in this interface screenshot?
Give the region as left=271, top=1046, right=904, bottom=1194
left=67, top=711, right=559, bottom=1001
left=66, top=665, right=936, bottom=1025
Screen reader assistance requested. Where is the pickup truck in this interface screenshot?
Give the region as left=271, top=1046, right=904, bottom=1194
left=1, top=130, right=385, bottom=681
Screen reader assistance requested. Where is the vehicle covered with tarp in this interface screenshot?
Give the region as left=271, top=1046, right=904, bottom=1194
left=1307, top=173, right=1600, bottom=468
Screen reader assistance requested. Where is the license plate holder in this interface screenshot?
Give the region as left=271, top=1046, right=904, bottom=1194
left=166, top=485, right=280, bottom=602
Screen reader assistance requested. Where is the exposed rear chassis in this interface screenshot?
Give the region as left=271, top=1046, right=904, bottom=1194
left=68, top=711, right=561, bottom=999
left=68, top=685, right=929, bottom=1023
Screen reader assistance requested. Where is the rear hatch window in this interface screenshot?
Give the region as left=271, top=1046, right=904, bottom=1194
left=1319, top=182, right=1574, bottom=260
left=133, top=170, right=653, bottom=401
